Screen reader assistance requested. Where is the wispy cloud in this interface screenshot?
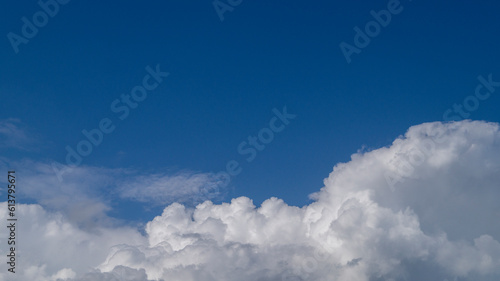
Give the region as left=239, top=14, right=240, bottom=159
left=0, top=118, right=36, bottom=150
left=117, top=172, right=226, bottom=206
left=1, top=160, right=226, bottom=228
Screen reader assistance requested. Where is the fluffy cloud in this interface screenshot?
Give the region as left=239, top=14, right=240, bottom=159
left=1, top=120, right=500, bottom=280
left=0, top=203, right=146, bottom=281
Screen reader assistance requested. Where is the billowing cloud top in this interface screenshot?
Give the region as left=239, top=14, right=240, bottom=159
left=1, top=120, right=500, bottom=281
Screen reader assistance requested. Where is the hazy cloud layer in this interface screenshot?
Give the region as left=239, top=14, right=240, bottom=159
left=117, top=172, right=225, bottom=206
left=0, top=160, right=224, bottom=228
left=0, top=118, right=36, bottom=150
left=1, top=120, right=500, bottom=280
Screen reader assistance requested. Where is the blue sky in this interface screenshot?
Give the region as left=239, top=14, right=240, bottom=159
left=2, top=0, right=500, bottom=218
left=2, top=1, right=500, bottom=280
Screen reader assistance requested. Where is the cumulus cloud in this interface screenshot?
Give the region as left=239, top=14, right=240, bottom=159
left=0, top=203, right=146, bottom=281
left=1, top=120, right=500, bottom=281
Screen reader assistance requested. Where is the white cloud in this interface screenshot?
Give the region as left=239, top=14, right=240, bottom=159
left=1, top=120, right=500, bottom=280
left=0, top=203, right=146, bottom=281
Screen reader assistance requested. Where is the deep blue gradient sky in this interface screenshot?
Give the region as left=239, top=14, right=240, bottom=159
left=1, top=0, right=500, bottom=221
